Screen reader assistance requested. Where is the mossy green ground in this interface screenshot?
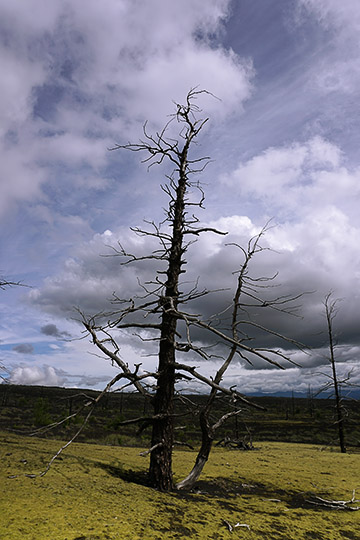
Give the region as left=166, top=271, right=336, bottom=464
left=1, top=432, right=359, bottom=539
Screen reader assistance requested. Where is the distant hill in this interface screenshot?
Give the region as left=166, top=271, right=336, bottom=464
left=1, top=384, right=359, bottom=448
left=249, top=389, right=360, bottom=399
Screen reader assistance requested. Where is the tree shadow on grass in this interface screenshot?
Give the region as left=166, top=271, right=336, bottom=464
left=97, top=462, right=290, bottom=500
left=95, top=461, right=150, bottom=486
left=95, top=461, right=356, bottom=515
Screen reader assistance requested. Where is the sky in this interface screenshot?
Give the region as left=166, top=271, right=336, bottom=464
left=1, top=0, right=360, bottom=397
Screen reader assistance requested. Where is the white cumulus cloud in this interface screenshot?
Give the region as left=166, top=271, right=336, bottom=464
left=10, top=365, right=64, bottom=386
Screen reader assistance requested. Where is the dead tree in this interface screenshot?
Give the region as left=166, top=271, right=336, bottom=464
left=175, top=228, right=303, bottom=489
left=0, top=278, right=22, bottom=290
left=83, top=89, right=305, bottom=491
left=0, top=277, right=25, bottom=382
left=324, top=293, right=346, bottom=453
left=0, top=362, right=8, bottom=383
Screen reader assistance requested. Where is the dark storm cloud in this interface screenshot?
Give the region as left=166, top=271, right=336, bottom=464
left=12, top=343, right=34, bottom=354
left=40, top=323, right=71, bottom=338
left=28, top=215, right=360, bottom=369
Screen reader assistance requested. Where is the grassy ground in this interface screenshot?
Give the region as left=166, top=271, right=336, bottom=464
left=1, top=432, right=359, bottom=540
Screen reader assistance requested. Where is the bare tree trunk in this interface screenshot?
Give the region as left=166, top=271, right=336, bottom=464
left=176, top=411, right=214, bottom=490
left=176, top=229, right=268, bottom=490
left=148, top=309, right=177, bottom=489
left=325, top=293, right=346, bottom=453
left=148, top=139, right=188, bottom=490
left=1, top=279, right=26, bottom=382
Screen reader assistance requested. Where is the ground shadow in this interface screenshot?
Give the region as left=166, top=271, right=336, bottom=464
left=96, top=461, right=150, bottom=486
left=95, top=461, right=358, bottom=515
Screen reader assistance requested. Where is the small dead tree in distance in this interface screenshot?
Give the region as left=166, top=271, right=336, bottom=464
left=83, top=89, right=305, bottom=491
left=0, top=277, right=26, bottom=382
left=324, top=292, right=346, bottom=453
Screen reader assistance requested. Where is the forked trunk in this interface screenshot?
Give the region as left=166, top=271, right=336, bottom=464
left=176, top=412, right=214, bottom=490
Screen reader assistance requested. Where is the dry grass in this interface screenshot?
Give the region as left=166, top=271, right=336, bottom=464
left=1, top=432, right=359, bottom=539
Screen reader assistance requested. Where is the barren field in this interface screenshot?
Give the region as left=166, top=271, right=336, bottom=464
left=1, top=432, right=359, bottom=540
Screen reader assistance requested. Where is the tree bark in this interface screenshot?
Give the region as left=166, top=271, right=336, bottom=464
left=175, top=411, right=214, bottom=490
left=148, top=309, right=177, bottom=490
left=148, top=152, right=188, bottom=489
left=325, top=293, right=346, bottom=454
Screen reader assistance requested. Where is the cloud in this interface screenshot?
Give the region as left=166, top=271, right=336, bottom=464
left=26, top=123, right=360, bottom=384
left=40, top=323, right=70, bottom=338
left=3, top=1, right=360, bottom=394
left=10, top=365, right=64, bottom=386
left=295, top=1, right=360, bottom=98
left=296, top=0, right=360, bottom=30
left=215, top=140, right=360, bottom=330
left=27, top=226, right=164, bottom=317
left=12, top=343, right=34, bottom=354
left=27, top=206, right=360, bottom=356
left=220, top=136, right=351, bottom=216
left=174, top=356, right=360, bottom=396
left=0, top=0, right=252, bottom=220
